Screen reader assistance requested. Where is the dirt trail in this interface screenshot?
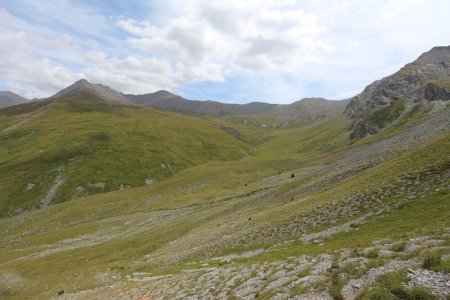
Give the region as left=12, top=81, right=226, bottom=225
left=3, top=102, right=52, bottom=132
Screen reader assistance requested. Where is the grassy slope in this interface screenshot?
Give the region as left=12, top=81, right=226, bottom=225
left=0, top=93, right=270, bottom=216
left=0, top=103, right=448, bottom=298
left=221, top=188, right=450, bottom=265
left=251, top=116, right=349, bottom=162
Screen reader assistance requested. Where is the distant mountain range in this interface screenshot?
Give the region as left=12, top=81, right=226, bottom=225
left=125, top=91, right=277, bottom=116
left=40, top=78, right=349, bottom=124
left=50, top=79, right=342, bottom=119
left=1, top=84, right=348, bottom=124
left=1, top=45, right=449, bottom=135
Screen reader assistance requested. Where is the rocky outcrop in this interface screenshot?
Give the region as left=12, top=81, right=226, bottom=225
left=424, top=82, right=450, bottom=101
left=345, top=46, right=450, bottom=138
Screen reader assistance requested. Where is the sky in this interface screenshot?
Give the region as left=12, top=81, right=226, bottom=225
left=0, top=0, right=449, bottom=103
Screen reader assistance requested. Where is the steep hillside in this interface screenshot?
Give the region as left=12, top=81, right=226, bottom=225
left=0, top=90, right=267, bottom=216
left=0, top=91, right=27, bottom=108
left=345, top=46, right=450, bottom=138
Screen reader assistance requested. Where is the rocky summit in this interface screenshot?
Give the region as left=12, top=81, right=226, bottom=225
left=345, top=46, right=450, bottom=138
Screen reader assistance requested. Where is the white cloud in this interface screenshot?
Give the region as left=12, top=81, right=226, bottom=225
left=84, top=51, right=176, bottom=93
left=0, top=9, right=81, bottom=98
left=118, top=1, right=329, bottom=71
left=0, top=0, right=450, bottom=102
left=3, top=57, right=80, bottom=99
left=108, top=0, right=333, bottom=97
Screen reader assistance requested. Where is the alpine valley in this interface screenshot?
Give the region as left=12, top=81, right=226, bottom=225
left=0, top=46, right=449, bottom=300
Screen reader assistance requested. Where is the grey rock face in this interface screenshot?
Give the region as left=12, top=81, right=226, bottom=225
left=424, top=82, right=450, bottom=101
left=345, top=46, right=450, bottom=138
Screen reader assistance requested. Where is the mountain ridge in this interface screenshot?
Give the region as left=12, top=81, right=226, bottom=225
left=125, top=90, right=278, bottom=116
left=1, top=78, right=346, bottom=120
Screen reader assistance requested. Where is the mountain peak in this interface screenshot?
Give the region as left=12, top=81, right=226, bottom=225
left=421, top=45, right=450, bottom=55
left=153, top=90, right=178, bottom=97
left=74, top=78, right=90, bottom=85
left=345, top=46, right=450, bottom=138
left=413, top=45, right=450, bottom=65
left=0, top=91, right=28, bottom=109
left=51, top=79, right=131, bottom=105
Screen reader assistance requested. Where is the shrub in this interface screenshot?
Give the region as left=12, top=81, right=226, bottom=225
left=440, top=258, right=450, bottom=273
left=389, top=241, right=406, bottom=252
left=328, top=270, right=344, bottom=300
left=407, top=287, right=436, bottom=300
left=367, top=258, right=384, bottom=270
left=359, top=270, right=436, bottom=300
left=364, top=287, right=391, bottom=300
left=366, top=249, right=379, bottom=258
left=422, top=252, right=441, bottom=270
left=377, top=270, right=408, bottom=289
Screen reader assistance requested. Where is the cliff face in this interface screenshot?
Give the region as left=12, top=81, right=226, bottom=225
left=345, top=46, right=450, bottom=138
